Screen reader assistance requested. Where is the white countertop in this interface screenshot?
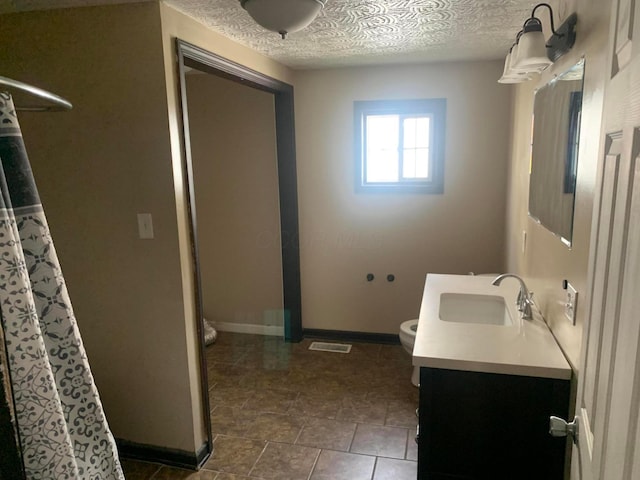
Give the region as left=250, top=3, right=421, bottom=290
left=412, top=274, right=572, bottom=380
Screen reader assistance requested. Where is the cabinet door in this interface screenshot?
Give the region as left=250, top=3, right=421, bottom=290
left=418, top=367, right=569, bottom=480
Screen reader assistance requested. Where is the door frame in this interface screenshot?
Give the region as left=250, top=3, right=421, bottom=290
left=175, top=38, right=304, bottom=457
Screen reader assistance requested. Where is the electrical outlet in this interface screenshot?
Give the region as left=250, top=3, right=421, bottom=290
left=565, top=282, right=578, bottom=325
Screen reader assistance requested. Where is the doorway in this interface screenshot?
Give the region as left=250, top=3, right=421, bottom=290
left=175, top=39, right=303, bottom=456
left=185, top=69, right=284, bottom=338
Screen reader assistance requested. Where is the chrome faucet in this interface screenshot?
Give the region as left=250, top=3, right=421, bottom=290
left=491, top=274, right=534, bottom=320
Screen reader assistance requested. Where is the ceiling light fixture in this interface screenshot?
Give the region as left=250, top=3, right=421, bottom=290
left=240, top=0, right=327, bottom=39
left=498, top=3, right=577, bottom=83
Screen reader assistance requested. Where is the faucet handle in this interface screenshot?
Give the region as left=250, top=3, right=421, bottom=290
left=517, top=289, right=534, bottom=313
left=521, top=292, right=534, bottom=320
left=516, top=289, right=523, bottom=308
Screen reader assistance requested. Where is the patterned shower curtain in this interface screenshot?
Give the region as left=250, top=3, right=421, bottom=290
left=0, top=93, right=123, bottom=479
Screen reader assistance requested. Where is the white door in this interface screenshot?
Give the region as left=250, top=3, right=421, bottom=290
left=573, top=0, right=640, bottom=479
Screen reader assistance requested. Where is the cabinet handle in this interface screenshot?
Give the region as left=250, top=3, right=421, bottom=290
left=415, top=424, right=420, bottom=444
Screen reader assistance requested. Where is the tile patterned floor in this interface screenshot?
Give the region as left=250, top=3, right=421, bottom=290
left=122, top=332, right=418, bottom=479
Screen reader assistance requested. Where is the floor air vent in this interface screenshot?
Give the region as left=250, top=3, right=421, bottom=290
left=308, top=342, right=352, bottom=353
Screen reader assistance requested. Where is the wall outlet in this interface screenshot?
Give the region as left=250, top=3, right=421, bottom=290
left=565, top=282, right=578, bottom=325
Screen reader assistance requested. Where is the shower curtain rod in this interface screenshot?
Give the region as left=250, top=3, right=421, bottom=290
left=0, top=75, right=72, bottom=112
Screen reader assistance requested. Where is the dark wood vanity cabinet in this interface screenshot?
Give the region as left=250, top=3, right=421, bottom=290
left=417, top=367, right=571, bottom=480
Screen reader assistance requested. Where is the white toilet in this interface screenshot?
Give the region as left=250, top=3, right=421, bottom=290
left=399, top=319, right=420, bottom=386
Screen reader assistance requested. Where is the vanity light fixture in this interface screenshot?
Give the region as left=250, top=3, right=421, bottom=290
left=498, top=36, right=534, bottom=84
left=240, top=0, right=327, bottom=39
left=498, top=3, right=577, bottom=83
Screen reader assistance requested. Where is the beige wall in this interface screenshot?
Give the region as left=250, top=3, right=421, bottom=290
left=0, top=0, right=298, bottom=455
left=0, top=3, right=204, bottom=451
left=295, top=61, right=511, bottom=334
left=186, top=73, right=284, bottom=328
left=505, top=0, right=611, bottom=369
left=0, top=0, right=298, bottom=454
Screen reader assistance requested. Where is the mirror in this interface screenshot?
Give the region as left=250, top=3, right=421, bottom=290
left=529, top=60, right=585, bottom=246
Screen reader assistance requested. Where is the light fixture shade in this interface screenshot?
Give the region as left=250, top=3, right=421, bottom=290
left=499, top=52, right=513, bottom=77
left=498, top=74, right=531, bottom=84
left=512, top=30, right=553, bottom=72
left=498, top=52, right=532, bottom=84
left=241, top=0, right=326, bottom=38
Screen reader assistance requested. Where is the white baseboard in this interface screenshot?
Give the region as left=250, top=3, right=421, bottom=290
left=212, top=321, right=284, bottom=337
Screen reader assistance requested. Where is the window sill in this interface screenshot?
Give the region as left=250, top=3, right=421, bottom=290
left=356, top=183, right=444, bottom=194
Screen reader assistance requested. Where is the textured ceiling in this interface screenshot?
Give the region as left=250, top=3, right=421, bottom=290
left=0, top=0, right=540, bottom=69
left=166, top=0, right=539, bottom=69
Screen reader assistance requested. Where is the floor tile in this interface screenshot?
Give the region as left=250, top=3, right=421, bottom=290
left=204, top=333, right=416, bottom=480
left=210, top=406, right=257, bottom=437
left=365, top=374, right=416, bottom=402
left=213, top=474, right=255, bottom=480
left=209, top=384, right=252, bottom=408
left=372, top=457, right=417, bottom=480
left=346, top=343, right=382, bottom=361
left=236, top=346, right=294, bottom=370
left=290, top=372, right=350, bottom=395
left=207, top=364, right=246, bottom=388
left=120, top=459, right=162, bottom=480
left=249, top=442, right=320, bottom=480
left=378, top=344, right=411, bottom=364
left=295, top=416, right=356, bottom=451
left=151, top=466, right=218, bottom=479
left=350, top=424, right=409, bottom=459
left=243, top=388, right=298, bottom=414
left=245, top=369, right=291, bottom=390
left=337, top=396, right=388, bottom=425
left=204, top=436, right=266, bottom=475
left=385, top=399, right=419, bottom=428
left=288, top=392, right=343, bottom=419
left=245, top=413, right=305, bottom=443
left=405, top=431, right=418, bottom=461
left=309, top=450, right=375, bottom=480
left=206, top=345, right=250, bottom=365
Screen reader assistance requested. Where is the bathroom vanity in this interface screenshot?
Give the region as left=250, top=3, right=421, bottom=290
left=413, top=274, right=572, bottom=480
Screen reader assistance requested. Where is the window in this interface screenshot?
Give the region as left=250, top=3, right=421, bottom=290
left=354, top=99, right=446, bottom=193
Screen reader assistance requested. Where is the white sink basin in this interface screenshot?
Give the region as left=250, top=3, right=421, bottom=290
left=439, top=293, right=513, bottom=326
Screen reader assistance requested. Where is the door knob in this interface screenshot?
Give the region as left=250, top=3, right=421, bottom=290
left=549, top=416, right=579, bottom=443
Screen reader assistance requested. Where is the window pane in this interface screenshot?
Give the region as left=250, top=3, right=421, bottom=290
left=403, top=148, right=430, bottom=179
left=404, top=116, right=430, bottom=149
left=367, top=115, right=398, bottom=150
left=404, top=118, right=416, bottom=148
left=403, top=149, right=416, bottom=178
left=415, top=148, right=430, bottom=178
left=366, top=115, right=399, bottom=182
left=368, top=150, right=399, bottom=182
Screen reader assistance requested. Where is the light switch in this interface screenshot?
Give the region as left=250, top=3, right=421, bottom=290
left=137, top=213, right=154, bottom=239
